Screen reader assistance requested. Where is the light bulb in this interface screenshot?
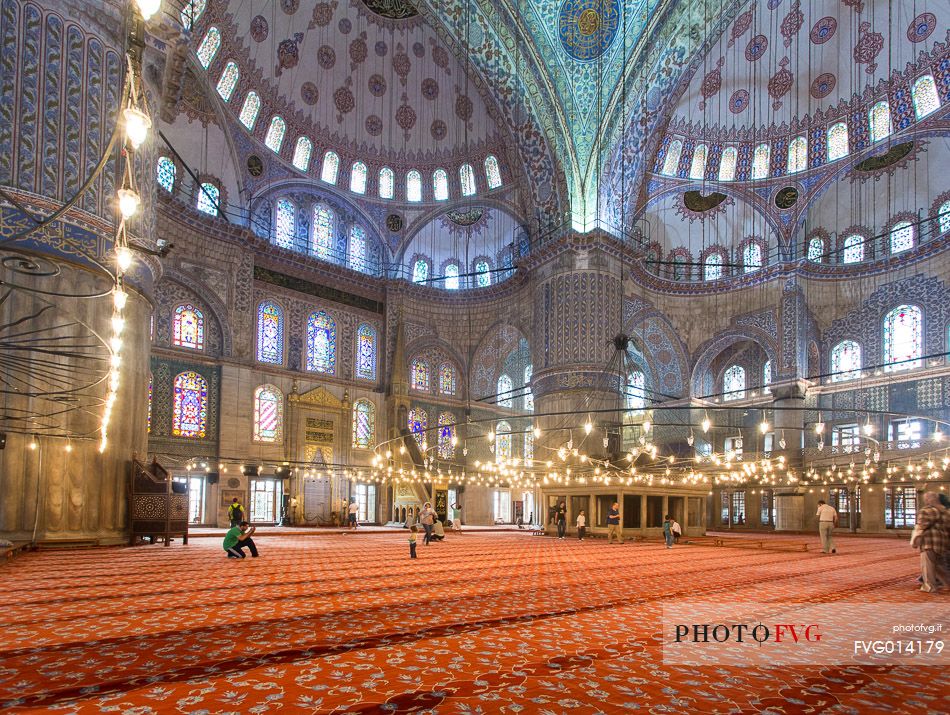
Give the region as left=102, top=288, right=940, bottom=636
left=110, top=336, right=123, bottom=353
left=487, top=431, right=495, bottom=442
left=533, top=426, right=541, bottom=439
left=642, top=420, right=651, bottom=433
left=863, top=422, right=874, bottom=435
left=113, top=287, right=128, bottom=311
left=935, top=430, right=943, bottom=442
left=99, top=436, right=107, bottom=453
left=111, top=315, right=125, bottom=335
left=117, top=188, right=140, bottom=220
left=29, top=435, right=38, bottom=450
left=134, top=0, right=161, bottom=20
left=815, top=422, right=825, bottom=435
left=123, top=107, right=151, bottom=149
left=116, top=246, right=133, bottom=272
left=65, top=441, right=73, bottom=453
left=759, top=421, right=770, bottom=434
left=584, top=421, right=593, bottom=435
left=701, top=416, right=711, bottom=433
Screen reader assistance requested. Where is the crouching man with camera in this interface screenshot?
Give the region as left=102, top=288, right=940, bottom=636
left=223, top=521, right=259, bottom=558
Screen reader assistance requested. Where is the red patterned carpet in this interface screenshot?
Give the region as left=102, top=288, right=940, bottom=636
left=1, top=532, right=947, bottom=714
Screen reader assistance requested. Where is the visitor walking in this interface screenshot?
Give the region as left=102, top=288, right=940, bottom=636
left=913, top=492, right=949, bottom=593
left=408, top=525, right=418, bottom=559
left=556, top=501, right=567, bottom=539
left=223, top=521, right=258, bottom=558
left=607, top=502, right=623, bottom=544
left=576, top=510, right=586, bottom=540
left=451, top=503, right=462, bottom=532
left=347, top=498, right=359, bottom=529
left=228, top=497, right=245, bottom=527
left=816, top=499, right=838, bottom=554
left=663, top=514, right=674, bottom=548
left=419, top=502, right=438, bottom=545
left=670, top=517, right=682, bottom=544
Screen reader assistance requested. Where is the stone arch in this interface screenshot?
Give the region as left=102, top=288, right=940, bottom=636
left=470, top=322, right=531, bottom=401
left=691, top=328, right=779, bottom=399
left=405, top=337, right=469, bottom=400
left=623, top=303, right=690, bottom=400
left=158, top=268, right=233, bottom=357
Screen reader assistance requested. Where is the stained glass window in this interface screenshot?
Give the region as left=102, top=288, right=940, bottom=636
left=196, top=182, right=219, bottom=216
left=869, top=101, right=891, bottom=142
left=890, top=220, right=914, bottom=254
left=216, top=61, right=239, bottom=101
left=306, top=311, right=337, bottom=374
left=353, top=399, right=375, bottom=448
left=355, top=323, right=377, bottom=380
left=460, top=164, right=476, bottom=196
left=751, top=143, right=770, bottom=179
left=275, top=199, right=295, bottom=249
left=743, top=242, right=762, bottom=273
left=349, top=226, right=367, bottom=272
left=912, top=75, right=940, bottom=119
left=827, top=122, right=849, bottom=160
left=256, top=300, right=283, bottom=364
left=787, top=136, right=807, bottom=173
left=156, top=156, right=176, bottom=192
left=321, top=151, right=339, bottom=184
left=762, top=360, right=772, bottom=393
left=843, top=234, right=864, bottom=263
left=180, top=0, right=206, bottom=29
left=689, top=144, right=707, bottom=180
left=433, top=169, right=449, bottom=201
left=807, top=236, right=824, bottom=261
left=407, top=170, right=422, bottom=202
left=497, top=374, right=513, bottom=408
left=485, top=155, right=502, bottom=189
left=626, top=370, right=645, bottom=412
left=264, top=117, right=285, bottom=153
left=939, top=200, right=950, bottom=234
left=439, top=363, right=457, bottom=395
left=723, top=364, right=745, bottom=401
left=350, top=161, right=367, bottom=194
left=719, top=147, right=737, bottom=181
left=496, top=421, right=512, bottom=460
left=173, top=304, right=204, bottom=349
left=147, top=373, right=152, bottom=434
left=196, top=27, right=220, bottom=68
left=239, top=91, right=261, bottom=130
left=662, top=140, right=682, bottom=176
left=523, top=364, right=533, bottom=411
left=524, top=430, right=534, bottom=460
left=704, top=253, right=723, bottom=281
left=444, top=263, right=460, bottom=290
left=411, top=358, right=430, bottom=391
left=475, top=260, right=491, bottom=287
left=253, top=385, right=283, bottom=443
left=312, top=206, right=334, bottom=259
left=293, top=137, right=312, bottom=171
left=438, top=412, right=455, bottom=459
left=883, top=304, right=922, bottom=371
left=172, top=371, right=207, bottom=438
left=379, top=167, right=394, bottom=199
left=408, top=408, right=427, bottom=451
left=412, top=259, right=428, bottom=284
left=830, top=340, right=861, bottom=381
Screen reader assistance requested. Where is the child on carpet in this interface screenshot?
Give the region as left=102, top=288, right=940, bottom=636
left=576, top=510, right=586, bottom=540
left=409, top=525, right=418, bottom=559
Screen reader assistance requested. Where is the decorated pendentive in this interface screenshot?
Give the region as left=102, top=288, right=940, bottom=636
left=558, top=0, right=621, bottom=62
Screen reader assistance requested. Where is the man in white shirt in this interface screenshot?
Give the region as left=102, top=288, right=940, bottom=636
left=816, top=500, right=838, bottom=554
left=347, top=499, right=360, bottom=529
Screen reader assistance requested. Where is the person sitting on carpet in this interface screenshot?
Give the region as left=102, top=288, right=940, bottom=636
left=431, top=520, right=446, bottom=542
left=223, top=521, right=258, bottom=559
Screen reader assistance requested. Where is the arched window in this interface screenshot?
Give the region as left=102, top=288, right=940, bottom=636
left=257, top=300, right=283, bottom=364
left=439, top=363, right=457, bottom=395
left=497, top=374, right=513, bottom=408
left=495, top=421, right=512, bottom=460
left=719, top=147, right=738, bottom=181
left=379, top=167, right=394, bottom=199
left=411, top=358, right=430, bottom=391
left=939, top=200, right=950, bottom=235
left=827, top=122, right=849, bottom=160
left=743, top=242, right=762, bottom=273
left=412, top=258, right=429, bottom=284
left=689, top=144, right=707, bottom=180
left=842, top=234, right=865, bottom=263
left=762, top=360, right=772, bottom=393
left=355, top=323, right=377, bottom=380
left=349, top=226, right=367, bottom=272
left=912, top=75, right=940, bottom=119
left=216, top=61, right=239, bottom=101
left=408, top=408, right=427, bottom=451
left=196, top=27, right=220, bottom=68
left=312, top=206, right=334, bottom=259
left=173, top=304, right=204, bottom=350
left=890, top=220, right=915, bottom=254
left=485, top=155, right=502, bottom=189
left=172, top=371, right=208, bottom=438
left=180, top=0, right=206, bottom=29
left=352, top=399, right=376, bottom=448
left=239, top=91, right=261, bottom=130
left=807, top=236, right=824, bottom=262
left=444, top=262, right=460, bottom=290
left=475, top=260, right=491, bottom=287
left=274, top=198, right=295, bottom=249
left=292, top=137, right=312, bottom=171
left=704, top=253, right=723, bottom=281
left=196, top=182, right=219, bottom=216
left=156, top=156, right=176, bottom=192
left=460, top=164, right=476, bottom=196
left=883, top=305, right=923, bottom=371
left=523, top=364, right=533, bottom=411
left=437, top=412, right=455, bottom=459
left=350, top=161, right=367, bottom=194
left=264, top=117, right=286, bottom=152
left=671, top=253, right=688, bottom=280
left=723, top=364, right=745, bottom=401
left=787, top=136, right=807, bottom=173
left=253, top=385, right=283, bottom=443
left=751, top=143, right=770, bottom=179
left=433, top=169, right=449, bottom=201
left=869, top=101, right=891, bottom=142
left=626, top=369, right=645, bottom=413
left=661, top=139, right=682, bottom=176
left=404, top=169, right=422, bottom=202
left=321, top=151, right=339, bottom=184
left=306, top=311, right=336, bottom=374
left=830, top=340, right=861, bottom=382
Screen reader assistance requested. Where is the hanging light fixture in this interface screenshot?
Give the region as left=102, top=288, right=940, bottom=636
left=117, top=188, right=141, bottom=220
left=123, top=107, right=152, bottom=149
left=134, top=0, right=162, bottom=21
